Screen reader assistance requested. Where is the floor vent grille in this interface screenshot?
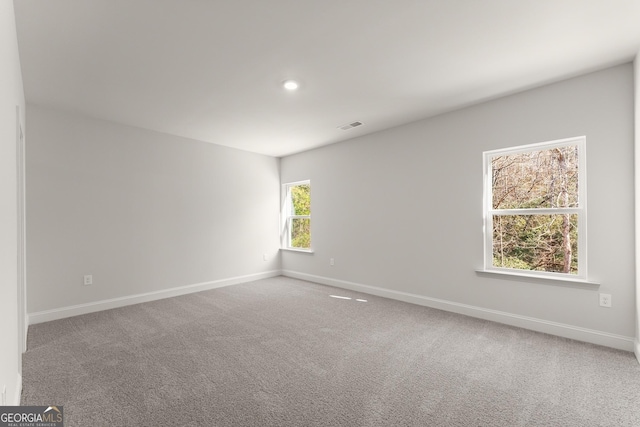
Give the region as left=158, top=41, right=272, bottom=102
left=338, top=121, right=363, bottom=130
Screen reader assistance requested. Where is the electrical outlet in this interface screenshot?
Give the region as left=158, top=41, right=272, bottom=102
left=263, top=253, right=268, bottom=261
left=599, top=293, right=612, bottom=308
left=83, top=275, right=93, bottom=286
left=330, top=258, right=334, bottom=266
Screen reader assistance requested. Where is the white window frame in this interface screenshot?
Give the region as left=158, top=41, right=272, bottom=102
left=482, top=136, right=587, bottom=281
left=282, top=180, right=312, bottom=252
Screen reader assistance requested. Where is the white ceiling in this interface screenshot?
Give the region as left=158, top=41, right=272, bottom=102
left=14, top=0, right=640, bottom=157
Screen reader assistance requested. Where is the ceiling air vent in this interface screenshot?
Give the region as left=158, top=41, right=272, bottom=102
left=338, top=121, right=363, bottom=130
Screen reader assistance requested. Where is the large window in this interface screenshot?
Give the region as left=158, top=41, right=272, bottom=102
left=483, top=136, right=586, bottom=279
left=283, top=181, right=311, bottom=250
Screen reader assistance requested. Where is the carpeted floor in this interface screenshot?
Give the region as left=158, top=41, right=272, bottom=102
left=22, top=276, right=640, bottom=426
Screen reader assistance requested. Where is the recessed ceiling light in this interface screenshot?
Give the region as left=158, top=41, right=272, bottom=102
left=282, top=80, right=299, bottom=91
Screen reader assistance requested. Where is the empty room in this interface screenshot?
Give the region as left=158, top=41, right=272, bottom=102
left=2, top=1, right=640, bottom=426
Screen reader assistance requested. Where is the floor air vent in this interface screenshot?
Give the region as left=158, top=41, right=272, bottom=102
left=338, top=121, right=363, bottom=130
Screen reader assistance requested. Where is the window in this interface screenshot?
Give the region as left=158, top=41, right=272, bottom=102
left=283, top=181, right=311, bottom=250
left=483, top=136, right=586, bottom=279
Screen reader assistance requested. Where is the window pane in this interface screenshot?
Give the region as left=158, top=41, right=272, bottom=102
left=492, top=145, right=579, bottom=209
left=291, top=184, right=311, bottom=216
left=291, top=218, right=311, bottom=249
left=492, top=214, right=578, bottom=274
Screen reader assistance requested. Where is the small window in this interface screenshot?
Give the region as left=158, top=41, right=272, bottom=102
left=283, top=181, right=311, bottom=250
left=483, top=137, right=586, bottom=279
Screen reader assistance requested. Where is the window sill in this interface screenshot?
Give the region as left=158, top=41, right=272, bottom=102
left=475, top=268, right=600, bottom=287
left=280, top=247, right=314, bottom=254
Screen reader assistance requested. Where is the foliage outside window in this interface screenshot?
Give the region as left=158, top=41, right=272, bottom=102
left=284, top=181, right=311, bottom=250
left=483, top=137, right=586, bottom=279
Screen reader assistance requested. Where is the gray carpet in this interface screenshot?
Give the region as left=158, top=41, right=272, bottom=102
left=22, top=276, right=640, bottom=426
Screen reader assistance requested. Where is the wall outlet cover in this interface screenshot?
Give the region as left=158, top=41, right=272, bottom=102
left=599, top=293, right=612, bottom=308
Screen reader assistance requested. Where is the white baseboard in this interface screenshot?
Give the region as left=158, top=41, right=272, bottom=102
left=635, top=340, right=640, bottom=364
left=282, top=270, right=636, bottom=352
left=28, top=270, right=281, bottom=325
left=24, top=318, right=28, bottom=351
left=13, top=373, right=22, bottom=405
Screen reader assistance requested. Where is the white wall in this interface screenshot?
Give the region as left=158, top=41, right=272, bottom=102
left=26, top=105, right=281, bottom=319
left=281, top=63, right=636, bottom=350
left=0, top=1, right=25, bottom=405
left=635, top=53, right=640, bottom=362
